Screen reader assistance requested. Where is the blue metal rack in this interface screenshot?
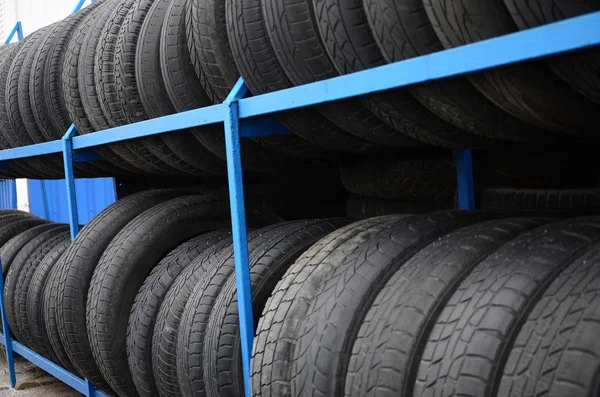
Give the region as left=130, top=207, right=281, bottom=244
left=0, top=8, right=598, bottom=397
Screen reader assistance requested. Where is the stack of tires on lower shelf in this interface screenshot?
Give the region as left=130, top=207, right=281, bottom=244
left=2, top=189, right=600, bottom=397
left=0, top=0, right=598, bottom=212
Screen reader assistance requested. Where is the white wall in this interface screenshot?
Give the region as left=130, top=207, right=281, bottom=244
left=2, top=0, right=89, bottom=40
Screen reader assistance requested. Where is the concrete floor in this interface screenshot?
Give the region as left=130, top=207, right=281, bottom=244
left=0, top=354, right=80, bottom=396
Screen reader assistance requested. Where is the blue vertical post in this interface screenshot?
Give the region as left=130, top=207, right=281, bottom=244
left=62, top=124, right=80, bottom=239
left=455, top=149, right=476, bottom=210
left=71, top=0, right=88, bottom=13
left=4, top=21, right=23, bottom=44
left=0, top=260, right=17, bottom=388
left=223, top=77, right=253, bottom=397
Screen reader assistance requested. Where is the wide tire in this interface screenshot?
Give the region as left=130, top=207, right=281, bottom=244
left=177, top=219, right=348, bottom=397
left=422, top=0, right=599, bottom=134
left=86, top=195, right=280, bottom=397
left=53, top=189, right=201, bottom=389
left=127, top=230, right=232, bottom=397
left=344, top=218, right=549, bottom=397
left=413, top=217, right=600, bottom=397
left=252, top=216, right=407, bottom=397
left=291, top=211, right=497, bottom=397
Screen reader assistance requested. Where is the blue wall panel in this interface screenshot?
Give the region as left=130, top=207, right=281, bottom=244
left=0, top=180, right=16, bottom=209
left=28, top=178, right=116, bottom=223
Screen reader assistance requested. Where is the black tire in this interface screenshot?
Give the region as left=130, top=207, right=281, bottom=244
left=17, top=23, right=61, bottom=146
left=340, top=153, right=456, bottom=202
left=498, top=240, right=600, bottom=397
left=63, top=0, right=137, bottom=174
left=115, top=0, right=151, bottom=125
left=503, top=0, right=600, bottom=105
left=413, top=217, right=600, bottom=397
left=96, top=0, right=172, bottom=175
left=191, top=0, right=357, bottom=158
left=346, top=194, right=453, bottom=218
left=178, top=219, right=349, bottom=397
left=118, top=0, right=199, bottom=176
left=164, top=0, right=289, bottom=175
left=4, top=226, right=69, bottom=343
left=186, top=0, right=332, bottom=169
left=0, top=42, right=46, bottom=178
left=251, top=216, right=407, bottom=397
left=480, top=187, right=600, bottom=215
left=26, top=239, right=70, bottom=362
left=1, top=223, right=59, bottom=279
left=143, top=0, right=226, bottom=177
left=127, top=230, right=232, bottom=397
left=422, top=0, right=599, bottom=134
left=15, top=233, right=71, bottom=350
left=160, top=0, right=228, bottom=176
left=255, top=0, right=425, bottom=150
left=6, top=35, right=63, bottom=177
left=0, top=217, right=52, bottom=252
left=225, top=0, right=383, bottom=153
left=77, top=0, right=144, bottom=174
left=349, top=0, right=553, bottom=144
left=291, top=211, right=498, bottom=397
left=344, top=217, right=549, bottom=397
left=53, top=189, right=201, bottom=388
left=44, top=253, right=81, bottom=373
left=31, top=9, right=96, bottom=142
left=152, top=238, right=233, bottom=397
left=86, top=195, right=280, bottom=397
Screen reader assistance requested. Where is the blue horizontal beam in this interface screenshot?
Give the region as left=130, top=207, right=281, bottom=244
left=72, top=104, right=224, bottom=150
left=237, top=11, right=600, bottom=118
left=0, top=334, right=109, bottom=397
left=0, top=141, right=62, bottom=160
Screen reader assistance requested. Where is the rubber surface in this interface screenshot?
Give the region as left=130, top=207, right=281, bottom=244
left=96, top=0, right=173, bottom=175
left=422, top=0, right=599, bottom=134
left=77, top=0, right=144, bottom=174
left=291, top=211, right=498, bottom=397
left=26, top=239, right=70, bottom=363
left=118, top=0, right=202, bottom=176
left=260, top=0, right=424, bottom=150
left=346, top=195, right=453, bottom=218
left=64, top=0, right=137, bottom=174
left=503, top=0, right=600, bottom=105
left=152, top=238, right=233, bottom=397
left=413, top=217, right=600, bottom=397
left=226, top=0, right=381, bottom=153
left=86, top=195, right=279, bottom=397
left=178, top=219, right=348, bottom=397
left=344, top=217, right=549, bottom=397
left=480, top=187, right=600, bottom=215
left=357, top=0, right=553, bottom=144
left=1, top=223, right=59, bottom=278
left=340, top=153, right=456, bottom=202
left=4, top=226, right=69, bottom=344
left=160, top=0, right=228, bottom=176
left=16, top=232, right=70, bottom=351
left=252, top=216, right=407, bottom=397
left=498, top=239, right=600, bottom=397
left=53, top=189, right=200, bottom=388
left=0, top=41, right=47, bottom=178
left=127, top=230, right=232, bottom=397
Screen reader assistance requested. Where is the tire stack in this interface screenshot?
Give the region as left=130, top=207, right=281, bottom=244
left=3, top=189, right=600, bottom=397
left=0, top=0, right=595, bottom=182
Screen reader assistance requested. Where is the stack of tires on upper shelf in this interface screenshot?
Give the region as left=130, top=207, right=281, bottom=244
left=3, top=189, right=600, bottom=397
left=0, top=0, right=597, bottom=180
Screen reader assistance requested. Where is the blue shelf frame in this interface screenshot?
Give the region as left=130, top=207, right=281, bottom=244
left=0, top=9, right=597, bottom=397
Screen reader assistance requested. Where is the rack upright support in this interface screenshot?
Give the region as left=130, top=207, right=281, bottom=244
left=223, top=78, right=254, bottom=397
